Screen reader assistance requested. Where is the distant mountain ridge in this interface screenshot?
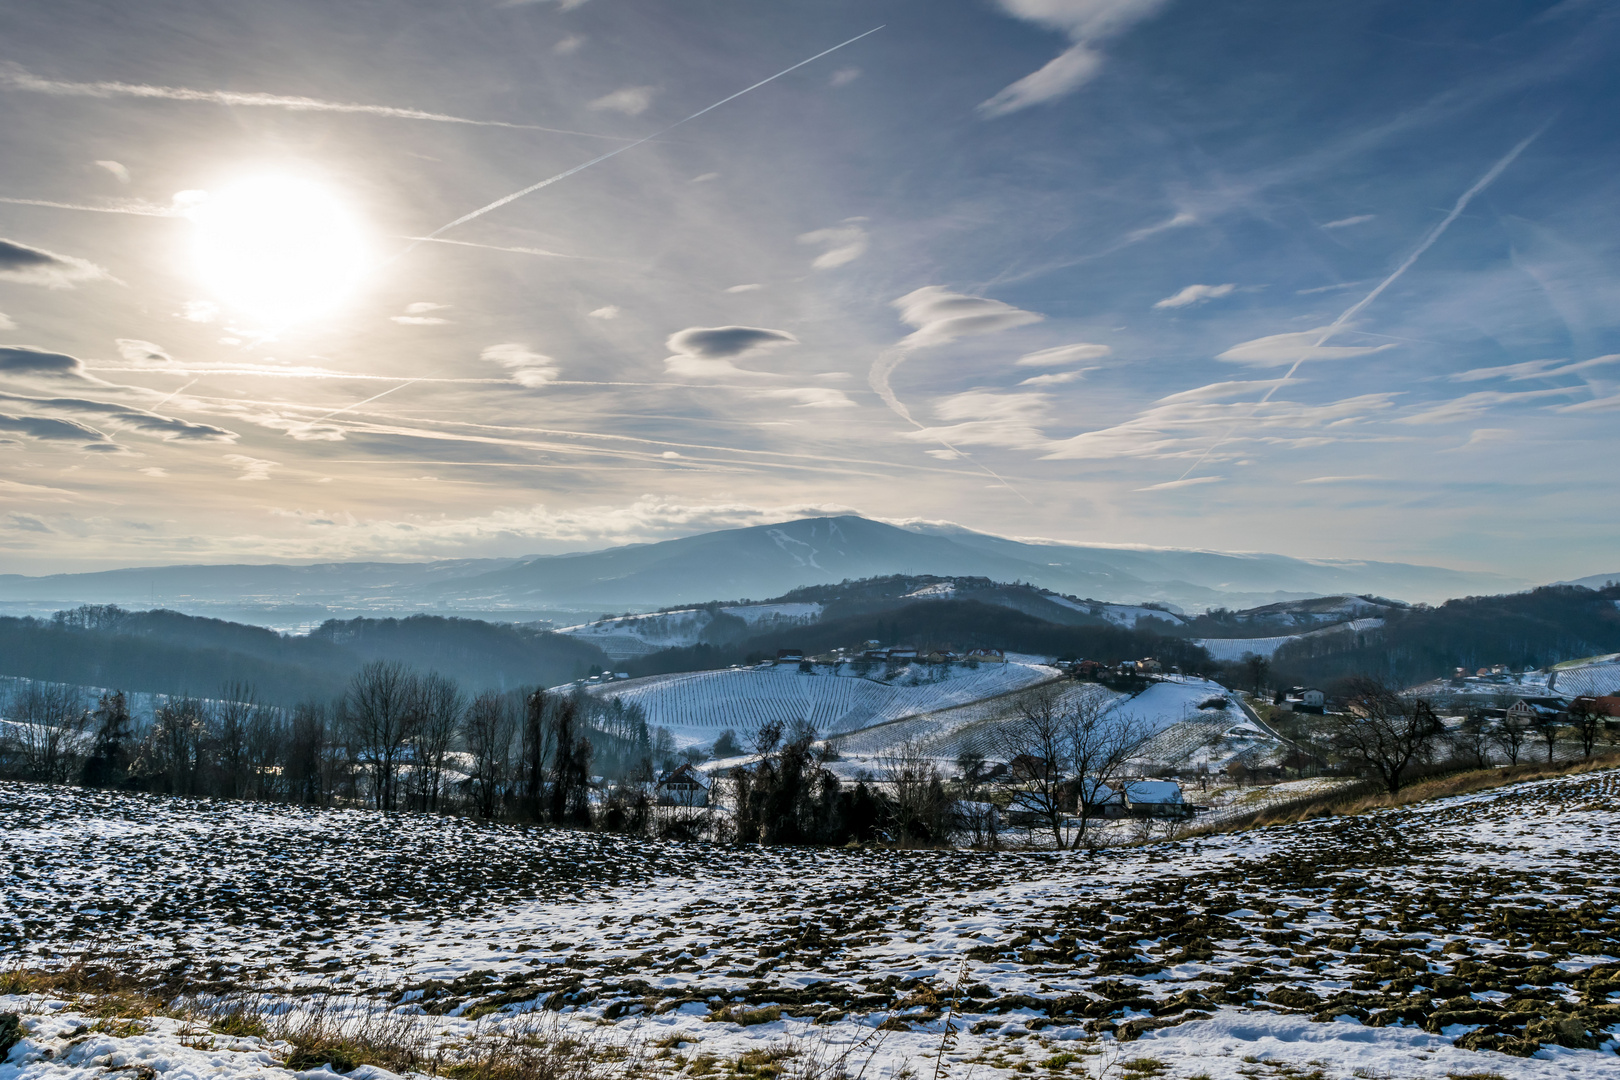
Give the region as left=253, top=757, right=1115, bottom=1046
left=0, top=515, right=1519, bottom=623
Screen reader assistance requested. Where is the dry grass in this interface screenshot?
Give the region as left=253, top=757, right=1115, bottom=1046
left=1193, top=753, right=1620, bottom=834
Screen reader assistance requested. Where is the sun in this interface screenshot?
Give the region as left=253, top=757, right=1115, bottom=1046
left=191, top=175, right=370, bottom=324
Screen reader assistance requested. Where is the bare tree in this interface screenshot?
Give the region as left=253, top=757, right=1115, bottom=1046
left=145, top=697, right=207, bottom=795
left=879, top=737, right=952, bottom=845
left=1327, top=677, right=1443, bottom=794
left=411, top=672, right=464, bottom=812
left=1533, top=712, right=1561, bottom=764
left=995, top=684, right=1146, bottom=849
left=1568, top=698, right=1604, bottom=760
left=286, top=702, right=329, bottom=805
left=993, top=689, right=1069, bottom=848
left=212, top=684, right=259, bottom=799
left=6, top=681, right=86, bottom=784
left=1491, top=709, right=1530, bottom=766
left=1450, top=713, right=1494, bottom=770
left=464, top=690, right=517, bottom=818
left=1243, top=653, right=1271, bottom=697
left=345, top=661, right=419, bottom=811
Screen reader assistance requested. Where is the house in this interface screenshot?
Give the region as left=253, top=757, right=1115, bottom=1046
left=967, top=648, right=1005, bottom=664
left=655, top=763, right=712, bottom=807
left=1287, top=687, right=1326, bottom=714
left=1572, top=695, right=1620, bottom=718
left=1506, top=697, right=1566, bottom=725
left=889, top=647, right=919, bottom=661
left=1009, top=754, right=1057, bottom=781
left=776, top=648, right=805, bottom=663
left=1137, top=657, right=1162, bottom=674
left=926, top=650, right=960, bottom=664
left=1121, top=780, right=1190, bottom=819
left=1002, top=790, right=1056, bottom=826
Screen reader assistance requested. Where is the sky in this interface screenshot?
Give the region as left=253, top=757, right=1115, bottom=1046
left=0, top=0, right=1617, bottom=580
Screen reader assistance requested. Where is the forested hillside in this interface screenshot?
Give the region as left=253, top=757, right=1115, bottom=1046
left=625, top=598, right=1214, bottom=677
left=0, top=607, right=610, bottom=705
left=1271, top=584, right=1620, bottom=687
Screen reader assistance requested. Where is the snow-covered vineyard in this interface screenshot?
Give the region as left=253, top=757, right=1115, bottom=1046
left=582, top=660, right=1060, bottom=747
left=3, top=771, right=1619, bottom=1080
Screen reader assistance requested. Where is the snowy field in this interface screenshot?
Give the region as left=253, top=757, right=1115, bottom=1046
left=5, top=770, right=1619, bottom=1080
left=828, top=676, right=1243, bottom=767
left=584, top=661, right=1061, bottom=748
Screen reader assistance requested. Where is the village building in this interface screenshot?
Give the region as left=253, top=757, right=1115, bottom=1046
left=655, top=763, right=712, bottom=807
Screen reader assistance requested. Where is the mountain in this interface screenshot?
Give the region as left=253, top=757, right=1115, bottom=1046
left=1561, top=571, right=1620, bottom=590
left=0, top=515, right=1518, bottom=624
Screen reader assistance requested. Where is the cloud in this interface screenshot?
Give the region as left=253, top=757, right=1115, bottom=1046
left=1396, top=387, right=1577, bottom=425
left=1136, top=475, right=1223, bottom=492
left=0, top=62, right=621, bottom=139
left=798, top=221, right=868, bottom=269
left=1041, top=391, right=1396, bottom=460
left=1323, top=214, right=1374, bottom=229
left=898, top=390, right=1052, bottom=449
left=589, top=86, right=656, bottom=116
left=1296, top=474, right=1381, bottom=484
left=892, top=287, right=1043, bottom=349
left=114, top=339, right=181, bottom=370
left=391, top=301, right=451, bottom=325
left=726, top=284, right=762, bottom=293
left=0, top=391, right=238, bottom=442
left=554, top=34, right=585, bottom=55
left=873, top=287, right=1045, bottom=424
left=139, top=466, right=167, bottom=477
left=1451, top=354, right=1620, bottom=382
left=978, top=0, right=1172, bottom=118
left=830, top=66, right=861, bottom=87
left=1216, top=328, right=1395, bottom=367
left=690, top=172, right=721, bottom=184
left=224, top=454, right=278, bottom=481
left=1154, top=282, right=1235, bottom=309
left=0, top=313, right=14, bottom=331
left=1019, top=370, right=1089, bottom=385
left=0, top=238, right=112, bottom=288
left=0, top=411, right=110, bottom=445
left=663, top=325, right=798, bottom=379
left=5, top=513, right=53, bottom=533
left=765, top=387, right=856, bottom=409
left=1016, top=342, right=1111, bottom=367
left=0, top=345, right=89, bottom=378
left=94, top=160, right=129, bottom=183
left=588, top=305, right=621, bottom=319
left=482, top=343, right=560, bottom=388
left=178, top=300, right=219, bottom=323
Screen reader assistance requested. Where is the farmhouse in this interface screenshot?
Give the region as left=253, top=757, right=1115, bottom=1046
left=1121, top=779, right=1189, bottom=818
left=776, top=648, right=805, bottom=663
left=1286, top=686, right=1326, bottom=713
left=655, top=763, right=712, bottom=807
left=1507, top=697, right=1566, bottom=725
left=967, top=648, right=1005, bottom=663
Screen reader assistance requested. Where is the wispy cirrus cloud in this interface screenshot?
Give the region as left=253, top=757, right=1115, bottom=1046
left=798, top=220, right=868, bottom=269
left=1016, top=343, right=1111, bottom=367
left=1451, top=354, right=1620, bottom=382
left=979, top=0, right=1174, bottom=118
left=1154, top=282, right=1234, bottom=309
left=0, top=62, right=625, bottom=139
left=1216, top=328, right=1395, bottom=367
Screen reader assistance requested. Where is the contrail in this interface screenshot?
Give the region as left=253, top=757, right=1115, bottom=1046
left=412, top=25, right=885, bottom=246
left=0, top=195, right=181, bottom=216
left=1173, top=124, right=1547, bottom=483
left=0, top=63, right=629, bottom=139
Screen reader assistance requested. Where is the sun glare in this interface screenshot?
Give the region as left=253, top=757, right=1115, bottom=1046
left=191, top=175, right=369, bottom=323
